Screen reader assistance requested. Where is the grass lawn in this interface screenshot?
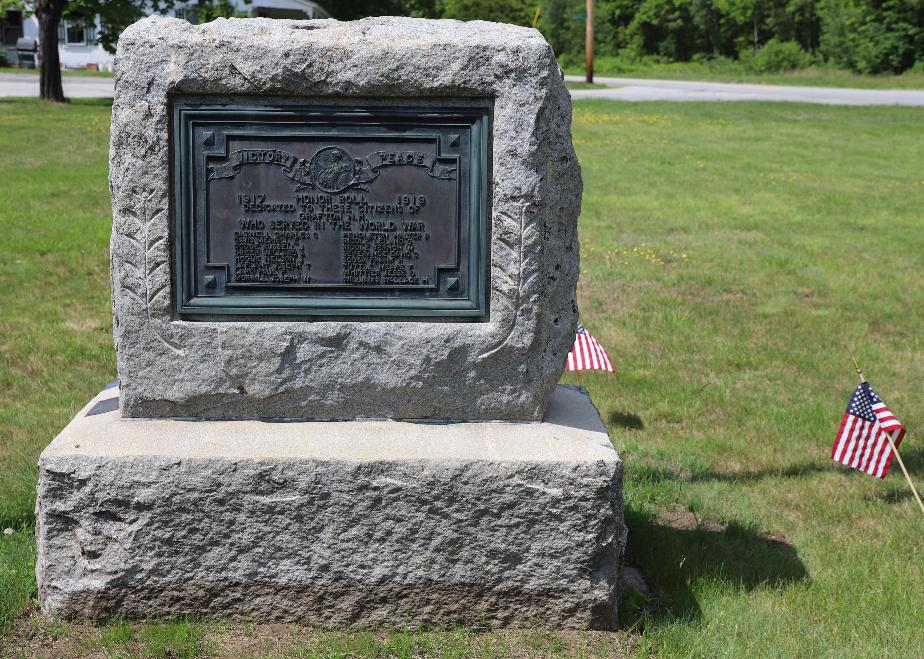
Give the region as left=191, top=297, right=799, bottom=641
left=0, top=66, right=113, bottom=77
left=565, top=81, right=610, bottom=90
left=564, top=60, right=924, bottom=89
left=2, top=96, right=923, bottom=656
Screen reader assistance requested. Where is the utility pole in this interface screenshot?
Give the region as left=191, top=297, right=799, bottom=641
left=585, top=0, right=594, bottom=83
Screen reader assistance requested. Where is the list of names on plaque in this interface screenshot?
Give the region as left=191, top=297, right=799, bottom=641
left=206, top=143, right=458, bottom=290
left=173, top=103, right=487, bottom=318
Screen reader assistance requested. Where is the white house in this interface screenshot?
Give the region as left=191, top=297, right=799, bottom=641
left=2, top=0, right=329, bottom=71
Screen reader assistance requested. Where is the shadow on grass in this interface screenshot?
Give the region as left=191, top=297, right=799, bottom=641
left=678, top=443, right=924, bottom=484
left=865, top=443, right=924, bottom=504
left=893, top=443, right=924, bottom=475
left=868, top=489, right=917, bottom=504
left=608, top=410, right=645, bottom=430
left=688, top=461, right=839, bottom=483
left=633, top=461, right=841, bottom=486
left=629, top=441, right=924, bottom=497
left=624, top=507, right=808, bottom=624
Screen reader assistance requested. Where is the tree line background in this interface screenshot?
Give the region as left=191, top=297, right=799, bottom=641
left=361, top=0, right=924, bottom=75
left=5, top=0, right=923, bottom=102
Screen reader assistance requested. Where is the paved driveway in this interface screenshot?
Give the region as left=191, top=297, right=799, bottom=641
left=0, top=72, right=114, bottom=98
left=566, top=74, right=924, bottom=106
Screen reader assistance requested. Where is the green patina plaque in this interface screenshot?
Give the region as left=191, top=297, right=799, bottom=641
left=172, top=101, right=489, bottom=319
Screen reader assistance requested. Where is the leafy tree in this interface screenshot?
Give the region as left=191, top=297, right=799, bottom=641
left=537, top=0, right=584, bottom=55
left=820, top=0, right=924, bottom=73
left=64, top=0, right=147, bottom=56
left=325, top=0, right=439, bottom=19
left=720, top=0, right=769, bottom=52
left=626, top=0, right=700, bottom=60
left=195, top=0, right=249, bottom=23
left=324, top=0, right=409, bottom=19
left=436, top=0, right=536, bottom=25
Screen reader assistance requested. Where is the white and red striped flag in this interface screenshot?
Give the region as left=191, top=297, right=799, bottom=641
left=565, top=324, right=614, bottom=372
left=832, top=381, right=905, bottom=479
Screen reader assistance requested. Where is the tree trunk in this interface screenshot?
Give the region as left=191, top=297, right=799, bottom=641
left=585, top=0, right=594, bottom=84
left=34, top=0, right=66, bottom=102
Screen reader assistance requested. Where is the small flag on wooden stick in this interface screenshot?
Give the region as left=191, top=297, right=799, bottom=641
left=831, top=381, right=904, bottom=479
left=566, top=324, right=614, bottom=372
left=832, top=359, right=924, bottom=517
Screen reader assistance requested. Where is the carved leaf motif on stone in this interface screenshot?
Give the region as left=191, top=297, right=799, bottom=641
left=119, top=189, right=184, bottom=356
left=478, top=192, right=541, bottom=361
left=118, top=206, right=145, bottom=309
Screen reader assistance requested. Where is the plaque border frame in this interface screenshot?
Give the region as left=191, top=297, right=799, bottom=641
left=171, top=100, right=490, bottom=320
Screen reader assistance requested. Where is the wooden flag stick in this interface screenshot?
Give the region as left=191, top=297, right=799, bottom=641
left=885, top=432, right=924, bottom=516
left=853, top=358, right=924, bottom=517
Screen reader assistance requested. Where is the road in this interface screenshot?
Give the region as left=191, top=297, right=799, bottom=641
left=2, top=72, right=924, bottom=106
left=0, top=72, right=114, bottom=98
left=565, top=74, right=924, bottom=106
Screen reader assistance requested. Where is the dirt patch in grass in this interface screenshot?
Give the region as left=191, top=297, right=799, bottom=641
left=657, top=502, right=726, bottom=533
left=63, top=313, right=108, bottom=334
left=7, top=606, right=638, bottom=658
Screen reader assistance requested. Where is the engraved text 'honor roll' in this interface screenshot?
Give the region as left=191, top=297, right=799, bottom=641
left=173, top=103, right=489, bottom=319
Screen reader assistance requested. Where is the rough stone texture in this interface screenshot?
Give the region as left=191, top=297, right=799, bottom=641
left=109, top=16, right=580, bottom=421
left=36, top=385, right=625, bottom=628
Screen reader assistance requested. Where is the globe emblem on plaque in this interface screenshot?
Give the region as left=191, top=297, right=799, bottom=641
left=309, top=147, right=357, bottom=193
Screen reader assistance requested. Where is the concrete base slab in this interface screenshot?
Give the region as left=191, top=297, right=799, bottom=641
left=36, top=384, right=625, bottom=629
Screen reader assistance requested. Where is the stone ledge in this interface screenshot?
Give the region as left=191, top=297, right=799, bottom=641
left=36, top=385, right=625, bottom=629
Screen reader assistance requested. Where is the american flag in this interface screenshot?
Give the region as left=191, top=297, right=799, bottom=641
left=832, top=381, right=905, bottom=479
left=565, top=324, right=614, bottom=372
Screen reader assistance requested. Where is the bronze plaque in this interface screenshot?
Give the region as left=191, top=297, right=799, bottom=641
left=172, top=102, right=489, bottom=319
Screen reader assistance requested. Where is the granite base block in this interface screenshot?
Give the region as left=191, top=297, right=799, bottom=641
left=36, top=385, right=625, bottom=629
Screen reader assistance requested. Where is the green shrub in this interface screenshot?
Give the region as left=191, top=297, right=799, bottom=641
left=742, top=39, right=813, bottom=73
left=558, top=50, right=668, bottom=75
left=588, top=54, right=639, bottom=74
left=545, top=0, right=922, bottom=75
left=556, top=50, right=582, bottom=70
left=819, top=0, right=924, bottom=74
left=436, top=0, right=534, bottom=25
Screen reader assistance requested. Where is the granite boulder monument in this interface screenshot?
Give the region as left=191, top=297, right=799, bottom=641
left=35, top=16, right=626, bottom=629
